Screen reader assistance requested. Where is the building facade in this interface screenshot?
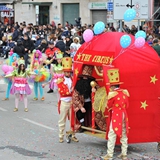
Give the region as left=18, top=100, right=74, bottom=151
left=14, top=0, right=109, bottom=26
left=1, top=0, right=158, bottom=27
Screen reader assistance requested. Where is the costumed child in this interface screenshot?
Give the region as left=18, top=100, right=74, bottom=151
left=30, top=50, right=49, bottom=101
left=101, top=68, right=130, bottom=160
left=7, top=59, right=32, bottom=112
left=72, top=65, right=95, bottom=132
left=1, top=53, right=19, bottom=101
left=43, top=51, right=64, bottom=97
left=57, top=57, right=79, bottom=143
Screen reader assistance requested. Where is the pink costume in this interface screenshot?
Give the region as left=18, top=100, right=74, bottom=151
left=50, top=64, right=64, bottom=90
left=10, top=70, right=31, bottom=96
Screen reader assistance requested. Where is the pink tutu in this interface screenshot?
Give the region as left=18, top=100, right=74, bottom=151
left=50, top=73, right=64, bottom=90
left=10, top=77, right=31, bottom=95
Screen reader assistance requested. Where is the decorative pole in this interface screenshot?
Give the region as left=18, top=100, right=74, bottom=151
left=90, top=81, right=97, bottom=134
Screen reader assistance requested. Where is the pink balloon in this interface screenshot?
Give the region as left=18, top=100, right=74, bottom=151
left=135, top=37, right=145, bottom=48
left=83, top=29, right=94, bottom=42
left=6, top=71, right=11, bottom=75
left=8, top=66, right=13, bottom=72
left=2, top=65, right=9, bottom=73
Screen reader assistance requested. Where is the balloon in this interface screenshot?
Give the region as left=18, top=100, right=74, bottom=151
left=120, top=35, right=131, bottom=48
left=134, top=37, right=145, bottom=48
left=93, top=21, right=105, bottom=35
left=2, top=64, right=9, bottom=73
left=135, top=30, right=146, bottom=39
left=6, top=71, right=11, bottom=75
left=124, top=8, right=136, bottom=22
left=8, top=66, right=13, bottom=72
left=83, top=29, right=94, bottom=42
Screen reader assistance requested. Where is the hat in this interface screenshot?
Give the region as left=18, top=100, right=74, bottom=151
left=153, top=39, right=158, bottom=44
left=56, top=51, right=63, bottom=59
left=106, top=68, right=123, bottom=85
left=62, top=57, right=72, bottom=72
left=48, top=40, right=54, bottom=45
left=147, top=35, right=153, bottom=40
left=78, top=65, right=95, bottom=79
left=73, top=37, right=80, bottom=42
left=66, top=36, right=70, bottom=39
left=18, top=59, right=25, bottom=66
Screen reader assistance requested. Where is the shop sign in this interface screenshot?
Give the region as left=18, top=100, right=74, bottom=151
left=53, top=15, right=60, bottom=21
left=0, top=5, right=13, bottom=11
left=1, top=11, right=13, bottom=17
left=88, top=2, right=107, bottom=10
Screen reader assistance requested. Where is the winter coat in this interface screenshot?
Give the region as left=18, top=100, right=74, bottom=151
left=23, top=38, right=35, bottom=53
left=13, top=43, right=25, bottom=58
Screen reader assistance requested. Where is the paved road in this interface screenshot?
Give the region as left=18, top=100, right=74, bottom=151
left=0, top=61, right=160, bottom=160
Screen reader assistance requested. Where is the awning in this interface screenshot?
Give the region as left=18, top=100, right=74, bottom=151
left=22, top=2, right=52, bottom=5
left=0, top=0, right=14, bottom=3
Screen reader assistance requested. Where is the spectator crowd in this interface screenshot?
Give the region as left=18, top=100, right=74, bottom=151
left=0, top=19, right=160, bottom=64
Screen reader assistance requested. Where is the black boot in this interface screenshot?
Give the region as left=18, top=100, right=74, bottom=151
left=47, top=89, right=53, bottom=93
left=79, top=122, right=85, bottom=133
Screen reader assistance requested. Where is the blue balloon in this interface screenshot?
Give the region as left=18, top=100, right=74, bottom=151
left=120, top=35, right=131, bottom=48
left=94, top=21, right=105, bottom=35
left=135, top=30, right=146, bottom=39
left=124, top=8, right=136, bottom=22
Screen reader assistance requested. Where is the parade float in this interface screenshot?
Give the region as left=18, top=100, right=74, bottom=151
left=71, top=29, right=160, bottom=148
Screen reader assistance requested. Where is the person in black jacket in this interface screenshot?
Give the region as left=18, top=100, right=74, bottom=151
left=0, top=27, right=4, bottom=41
left=12, top=27, right=19, bottom=42
left=37, top=39, right=48, bottom=53
left=23, top=33, right=35, bottom=68
left=63, top=46, right=71, bottom=57
left=13, top=39, right=25, bottom=58
left=34, top=34, right=42, bottom=49
left=75, top=17, right=81, bottom=29
left=65, top=36, right=73, bottom=48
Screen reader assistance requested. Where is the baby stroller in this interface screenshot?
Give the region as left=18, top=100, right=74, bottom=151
left=3, top=40, right=15, bottom=59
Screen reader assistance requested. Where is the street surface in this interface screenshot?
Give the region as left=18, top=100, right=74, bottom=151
left=0, top=59, right=160, bottom=160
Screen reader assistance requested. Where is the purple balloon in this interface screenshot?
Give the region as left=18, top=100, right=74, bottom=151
left=83, top=29, right=94, bottom=42
left=135, top=37, right=145, bottom=48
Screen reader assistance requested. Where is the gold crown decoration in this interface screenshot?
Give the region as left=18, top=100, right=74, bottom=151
left=18, top=59, right=25, bottom=66
left=106, top=68, right=123, bottom=85
left=62, top=57, right=72, bottom=72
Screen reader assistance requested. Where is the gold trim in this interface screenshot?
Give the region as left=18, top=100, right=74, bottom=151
left=122, top=89, right=130, bottom=97
left=57, top=78, right=63, bottom=84
left=108, top=91, right=118, bottom=100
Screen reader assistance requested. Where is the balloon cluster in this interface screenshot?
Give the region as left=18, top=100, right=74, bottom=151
left=134, top=30, right=146, bottom=48
left=121, top=6, right=146, bottom=49
left=83, top=21, right=105, bottom=43
left=2, top=65, right=14, bottom=75
left=120, top=31, right=146, bottom=49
